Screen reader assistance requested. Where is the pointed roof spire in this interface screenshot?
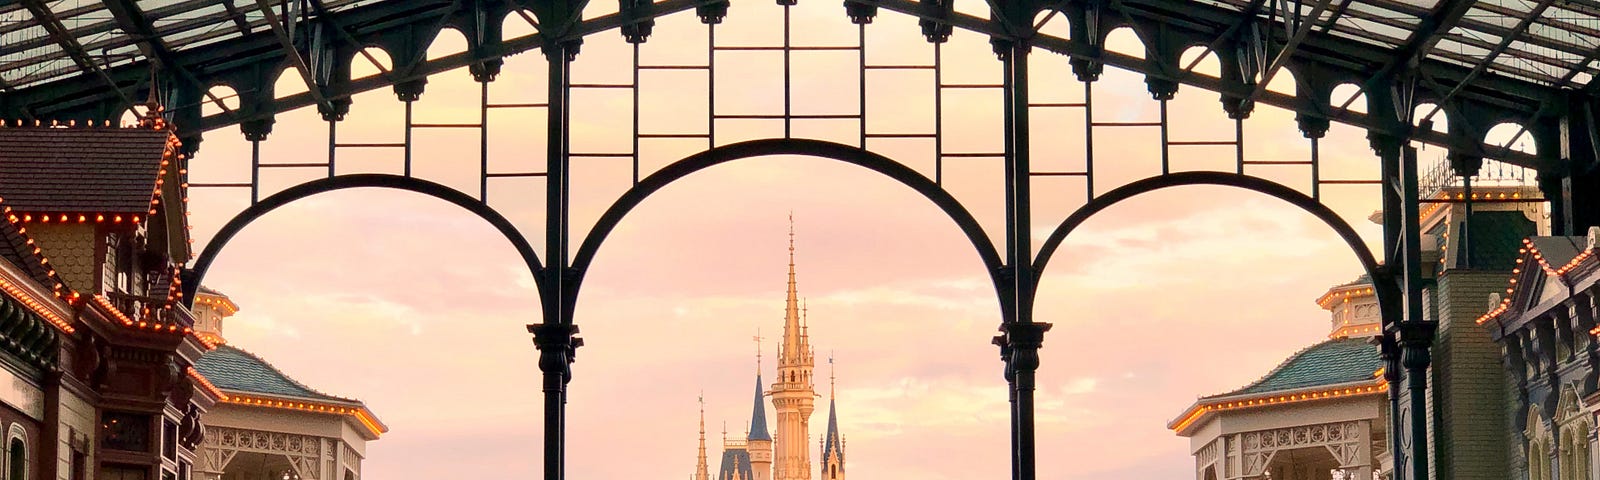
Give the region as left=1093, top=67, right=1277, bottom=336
left=822, top=355, right=844, bottom=466
left=696, top=393, right=710, bottom=480
left=782, top=214, right=803, bottom=363
left=747, top=373, right=771, bottom=441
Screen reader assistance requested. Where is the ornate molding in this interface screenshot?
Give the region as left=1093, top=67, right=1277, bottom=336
left=1228, top=421, right=1371, bottom=476
left=198, top=425, right=329, bottom=478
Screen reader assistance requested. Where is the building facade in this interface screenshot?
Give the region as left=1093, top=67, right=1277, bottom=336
left=0, top=113, right=382, bottom=480
left=1481, top=227, right=1600, bottom=480
left=187, top=288, right=384, bottom=480
left=1172, top=178, right=1542, bottom=480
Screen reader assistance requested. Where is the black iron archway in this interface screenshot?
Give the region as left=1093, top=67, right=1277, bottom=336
left=569, top=138, right=1007, bottom=313
left=1027, top=170, right=1415, bottom=475
left=10, top=0, right=1600, bottom=479
left=182, top=173, right=547, bottom=302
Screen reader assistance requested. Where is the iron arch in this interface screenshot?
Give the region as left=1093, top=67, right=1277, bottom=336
left=568, top=138, right=1006, bottom=312
left=184, top=174, right=544, bottom=305
left=1029, top=171, right=1385, bottom=315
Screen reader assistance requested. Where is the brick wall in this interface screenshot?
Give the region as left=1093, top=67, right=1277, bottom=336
left=1433, top=269, right=1515, bottom=480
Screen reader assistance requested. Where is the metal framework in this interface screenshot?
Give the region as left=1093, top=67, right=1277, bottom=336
left=6, top=1, right=1600, bottom=479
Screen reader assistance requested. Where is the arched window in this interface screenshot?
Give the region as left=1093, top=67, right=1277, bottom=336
left=1533, top=405, right=1554, bottom=480
left=7, top=424, right=26, bottom=480
left=1557, top=387, right=1592, bottom=480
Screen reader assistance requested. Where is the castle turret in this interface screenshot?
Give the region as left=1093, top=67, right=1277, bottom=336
left=747, top=372, right=773, bottom=480
left=772, top=216, right=816, bottom=480
left=820, top=358, right=844, bottom=480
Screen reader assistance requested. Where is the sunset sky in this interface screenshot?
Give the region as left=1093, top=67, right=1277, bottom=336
left=174, top=2, right=1526, bottom=479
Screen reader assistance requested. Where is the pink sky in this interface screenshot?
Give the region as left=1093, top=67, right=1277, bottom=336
left=177, top=3, right=1455, bottom=479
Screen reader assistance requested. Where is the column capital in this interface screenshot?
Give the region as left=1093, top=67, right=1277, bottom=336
left=528, top=323, right=584, bottom=381
left=994, top=322, right=1053, bottom=377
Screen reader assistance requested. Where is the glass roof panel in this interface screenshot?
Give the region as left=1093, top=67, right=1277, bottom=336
left=0, top=0, right=1597, bottom=116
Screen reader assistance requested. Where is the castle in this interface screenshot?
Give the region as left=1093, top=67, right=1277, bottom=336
left=693, top=220, right=847, bottom=480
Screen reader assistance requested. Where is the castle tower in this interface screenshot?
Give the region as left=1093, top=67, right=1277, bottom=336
left=747, top=373, right=773, bottom=480
left=771, top=216, right=816, bottom=480
left=695, top=395, right=710, bottom=480
left=820, top=358, right=844, bottom=480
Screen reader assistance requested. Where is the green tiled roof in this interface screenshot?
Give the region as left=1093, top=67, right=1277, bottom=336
left=1209, top=337, right=1382, bottom=398
left=195, top=345, right=355, bottom=403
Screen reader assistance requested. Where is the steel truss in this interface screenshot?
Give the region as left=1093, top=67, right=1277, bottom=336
left=6, top=1, right=1600, bottom=480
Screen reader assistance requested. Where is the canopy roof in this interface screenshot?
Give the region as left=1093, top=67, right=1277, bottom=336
left=0, top=0, right=1592, bottom=168
left=1210, top=337, right=1384, bottom=399
left=196, top=344, right=360, bottom=403
left=1168, top=337, right=1389, bottom=434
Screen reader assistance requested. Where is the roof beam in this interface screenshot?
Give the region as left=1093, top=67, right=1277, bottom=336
left=255, top=0, right=333, bottom=111
left=305, top=0, right=392, bottom=78
left=17, top=0, right=139, bottom=110
left=1371, top=0, right=1476, bottom=79
left=221, top=0, right=255, bottom=35
left=1248, top=0, right=1338, bottom=101
left=1417, top=0, right=1559, bottom=127
left=102, top=0, right=238, bottom=116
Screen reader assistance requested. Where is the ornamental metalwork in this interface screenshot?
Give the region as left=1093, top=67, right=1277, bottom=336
left=202, top=425, right=328, bottom=479
left=7, top=1, right=1600, bottom=480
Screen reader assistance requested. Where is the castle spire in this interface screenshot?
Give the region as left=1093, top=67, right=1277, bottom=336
left=820, top=356, right=845, bottom=480
left=696, top=394, right=710, bottom=480
left=749, top=372, right=771, bottom=441
left=773, top=215, right=816, bottom=480
left=783, top=213, right=803, bottom=363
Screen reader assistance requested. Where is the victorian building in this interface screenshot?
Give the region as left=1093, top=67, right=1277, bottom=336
left=1171, top=173, right=1542, bottom=480
left=0, top=114, right=383, bottom=480
left=0, top=114, right=216, bottom=480
left=701, top=223, right=845, bottom=480
left=1480, top=227, right=1600, bottom=480
left=188, top=288, right=385, bottom=480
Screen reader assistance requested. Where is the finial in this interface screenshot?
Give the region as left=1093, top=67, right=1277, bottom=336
left=829, top=352, right=836, bottom=398
left=754, top=328, right=764, bottom=373
left=788, top=212, right=795, bottom=266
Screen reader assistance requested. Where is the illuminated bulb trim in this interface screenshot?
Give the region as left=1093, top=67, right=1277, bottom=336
left=188, top=367, right=227, bottom=401
left=0, top=276, right=73, bottom=333
left=1168, top=380, right=1388, bottom=433
left=1480, top=238, right=1598, bottom=326
left=221, top=393, right=386, bottom=437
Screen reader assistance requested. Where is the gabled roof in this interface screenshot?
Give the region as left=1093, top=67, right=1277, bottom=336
left=196, top=345, right=358, bottom=403
left=0, top=126, right=173, bottom=213
left=1213, top=337, right=1384, bottom=398
left=1479, top=229, right=1600, bottom=327
left=747, top=374, right=771, bottom=442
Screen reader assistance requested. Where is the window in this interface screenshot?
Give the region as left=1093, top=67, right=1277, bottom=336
left=8, top=437, right=23, bottom=480
left=99, top=464, right=149, bottom=480
left=162, top=420, right=177, bottom=460
left=102, top=412, right=151, bottom=452
left=6, top=424, right=26, bottom=480
left=69, top=450, right=85, bottom=480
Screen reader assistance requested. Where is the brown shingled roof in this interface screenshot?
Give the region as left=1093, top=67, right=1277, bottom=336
left=0, top=127, right=172, bottom=213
